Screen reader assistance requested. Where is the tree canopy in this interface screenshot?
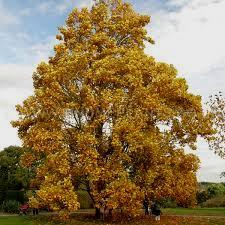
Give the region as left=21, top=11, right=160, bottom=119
left=207, top=93, right=225, bottom=158
left=12, top=0, right=214, bottom=217
left=207, top=93, right=225, bottom=180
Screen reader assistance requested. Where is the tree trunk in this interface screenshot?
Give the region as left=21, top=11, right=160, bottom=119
left=95, top=207, right=101, bottom=219
left=109, top=208, right=113, bottom=217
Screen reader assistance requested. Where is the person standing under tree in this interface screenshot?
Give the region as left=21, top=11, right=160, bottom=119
left=32, top=208, right=39, bottom=215
left=151, top=203, right=161, bottom=221
left=143, top=198, right=149, bottom=215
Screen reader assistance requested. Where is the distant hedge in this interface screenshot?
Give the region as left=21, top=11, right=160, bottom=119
left=1, top=200, right=20, bottom=213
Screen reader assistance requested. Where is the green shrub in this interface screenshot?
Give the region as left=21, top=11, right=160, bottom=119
left=158, top=198, right=177, bottom=208
left=1, top=200, right=20, bottom=213
left=202, top=196, right=225, bottom=207
left=196, top=190, right=209, bottom=205
left=207, top=184, right=225, bottom=198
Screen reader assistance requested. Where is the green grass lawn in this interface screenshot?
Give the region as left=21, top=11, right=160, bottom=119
left=1, top=208, right=225, bottom=225
left=0, top=216, right=100, bottom=225
left=163, top=207, right=225, bottom=216
left=1, top=216, right=225, bottom=225
left=0, top=216, right=33, bottom=225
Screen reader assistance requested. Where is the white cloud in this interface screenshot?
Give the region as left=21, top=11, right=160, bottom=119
left=0, top=35, right=57, bottom=150
left=168, top=0, right=190, bottom=7
left=148, top=0, right=225, bottom=83
left=38, top=1, right=53, bottom=13
left=195, top=139, right=225, bottom=182
left=0, top=114, right=21, bottom=149
left=0, top=64, right=34, bottom=150
left=0, top=64, right=33, bottom=89
left=145, top=0, right=225, bottom=182
left=20, top=8, right=32, bottom=16
left=15, top=32, right=31, bottom=41
left=147, top=0, right=225, bottom=86
left=28, top=36, right=58, bottom=63
left=38, top=0, right=94, bottom=15
left=78, top=0, right=94, bottom=8
left=1, top=34, right=57, bottom=65
left=0, top=1, right=19, bottom=27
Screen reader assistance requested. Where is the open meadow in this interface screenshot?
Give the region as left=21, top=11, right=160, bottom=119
left=1, top=208, right=225, bottom=225
left=1, top=215, right=225, bottom=225
left=163, top=207, right=225, bottom=216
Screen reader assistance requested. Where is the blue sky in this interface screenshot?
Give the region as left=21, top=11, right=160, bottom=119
left=0, top=0, right=176, bottom=64
left=0, top=0, right=225, bottom=182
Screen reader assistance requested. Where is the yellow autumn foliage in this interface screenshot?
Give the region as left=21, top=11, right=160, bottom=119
left=12, top=0, right=214, bottom=217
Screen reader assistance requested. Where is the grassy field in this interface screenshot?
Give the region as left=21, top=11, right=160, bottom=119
left=0, top=216, right=34, bottom=225
left=1, top=208, right=225, bottom=225
left=163, top=207, right=225, bottom=216
left=1, top=216, right=225, bottom=225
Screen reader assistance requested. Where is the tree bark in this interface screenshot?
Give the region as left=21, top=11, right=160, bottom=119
left=95, top=207, right=101, bottom=219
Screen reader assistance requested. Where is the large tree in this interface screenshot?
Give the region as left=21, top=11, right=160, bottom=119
left=0, top=146, right=31, bottom=191
left=207, top=93, right=225, bottom=180
left=12, top=0, right=214, bottom=218
left=207, top=93, right=225, bottom=158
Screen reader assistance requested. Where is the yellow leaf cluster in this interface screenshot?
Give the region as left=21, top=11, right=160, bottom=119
left=12, top=0, right=215, bottom=217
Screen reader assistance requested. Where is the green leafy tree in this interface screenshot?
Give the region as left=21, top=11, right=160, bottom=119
left=0, top=146, right=31, bottom=191
left=207, top=184, right=225, bottom=198
left=196, top=190, right=209, bottom=205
